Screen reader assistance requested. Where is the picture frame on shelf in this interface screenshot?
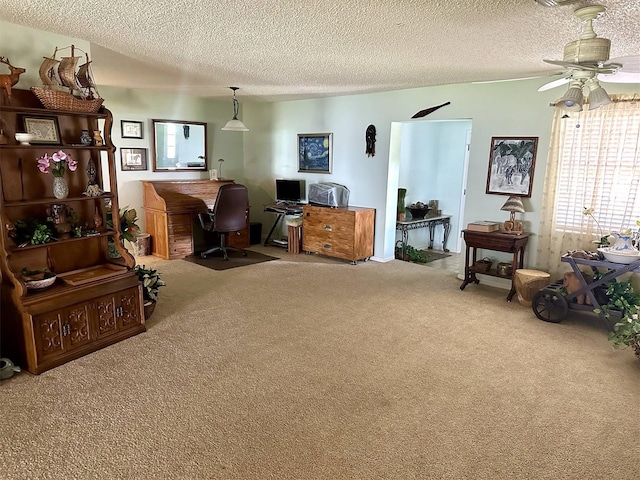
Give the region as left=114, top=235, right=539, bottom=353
left=486, top=136, right=538, bottom=197
left=121, top=120, right=143, bottom=139
left=298, top=133, right=332, bottom=173
left=22, top=116, right=61, bottom=145
left=120, top=148, right=148, bottom=171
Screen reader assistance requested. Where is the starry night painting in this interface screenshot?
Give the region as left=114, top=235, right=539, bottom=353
left=298, top=133, right=332, bottom=173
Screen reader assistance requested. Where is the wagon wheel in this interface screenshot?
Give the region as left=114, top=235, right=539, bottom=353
left=531, top=288, right=569, bottom=323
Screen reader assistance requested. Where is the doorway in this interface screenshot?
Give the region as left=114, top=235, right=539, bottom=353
left=387, top=119, right=471, bottom=258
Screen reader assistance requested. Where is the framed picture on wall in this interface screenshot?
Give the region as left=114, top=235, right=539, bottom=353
left=486, top=136, right=538, bottom=197
left=298, top=133, right=332, bottom=173
left=120, top=148, right=148, bottom=171
left=121, top=120, right=143, bottom=139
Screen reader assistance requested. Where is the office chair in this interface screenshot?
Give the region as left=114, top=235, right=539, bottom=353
left=197, top=183, right=249, bottom=260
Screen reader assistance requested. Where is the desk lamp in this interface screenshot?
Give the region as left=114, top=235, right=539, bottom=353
left=218, top=158, right=224, bottom=180
left=500, top=196, right=525, bottom=234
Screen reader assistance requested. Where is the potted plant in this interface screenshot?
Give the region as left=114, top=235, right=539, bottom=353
left=119, top=207, right=141, bottom=243
left=107, top=207, right=141, bottom=258
left=595, top=280, right=640, bottom=359
left=134, top=264, right=166, bottom=319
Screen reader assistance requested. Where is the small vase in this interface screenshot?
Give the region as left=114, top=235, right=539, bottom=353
left=53, top=176, right=69, bottom=199
left=397, top=188, right=407, bottom=221
left=80, top=129, right=93, bottom=146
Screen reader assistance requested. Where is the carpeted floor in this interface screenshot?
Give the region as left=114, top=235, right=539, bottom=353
left=183, top=249, right=278, bottom=270
left=1, top=247, right=639, bottom=479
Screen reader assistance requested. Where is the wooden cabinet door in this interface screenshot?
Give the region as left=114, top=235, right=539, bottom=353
left=33, top=311, right=65, bottom=363
left=95, top=287, right=143, bottom=340
left=117, top=287, right=143, bottom=331
left=95, top=294, right=118, bottom=340
left=33, top=302, right=92, bottom=363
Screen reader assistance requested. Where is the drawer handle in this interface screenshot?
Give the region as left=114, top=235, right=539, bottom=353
left=323, top=243, right=332, bottom=250
left=323, top=224, right=332, bottom=231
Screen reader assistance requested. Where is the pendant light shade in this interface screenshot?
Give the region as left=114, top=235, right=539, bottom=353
left=555, top=81, right=584, bottom=112
left=221, top=87, right=249, bottom=132
left=585, top=78, right=612, bottom=110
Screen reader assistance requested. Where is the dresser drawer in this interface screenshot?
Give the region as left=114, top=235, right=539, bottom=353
left=226, top=228, right=249, bottom=248
left=168, top=236, right=193, bottom=258
left=304, top=234, right=354, bottom=257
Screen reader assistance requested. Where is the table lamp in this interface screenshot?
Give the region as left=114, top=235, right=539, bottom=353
left=218, top=158, right=224, bottom=180
left=500, top=196, right=525, bottom=234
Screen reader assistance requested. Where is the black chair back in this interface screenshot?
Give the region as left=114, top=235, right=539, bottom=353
left=213, top=184, right=248, bottom=233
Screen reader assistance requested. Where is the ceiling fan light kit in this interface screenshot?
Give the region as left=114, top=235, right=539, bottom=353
left=543, top=4, right=637, bottom=112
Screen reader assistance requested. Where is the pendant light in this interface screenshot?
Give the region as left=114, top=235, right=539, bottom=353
left=221, top=87, right=249, bottom=132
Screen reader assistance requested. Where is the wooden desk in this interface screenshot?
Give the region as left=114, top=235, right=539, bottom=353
left=142, top=180, right=249, bottom=259
left=460, top=230, right=531, bottom=301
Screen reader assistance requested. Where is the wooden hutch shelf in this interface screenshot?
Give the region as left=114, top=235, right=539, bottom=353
left=0, top=89, right=145, bottom=374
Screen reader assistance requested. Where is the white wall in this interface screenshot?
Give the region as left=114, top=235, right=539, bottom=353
left=244, top=80, right=640, bottom=265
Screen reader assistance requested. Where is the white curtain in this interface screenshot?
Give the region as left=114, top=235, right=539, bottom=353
left=536, top=94, right=640, bottom=278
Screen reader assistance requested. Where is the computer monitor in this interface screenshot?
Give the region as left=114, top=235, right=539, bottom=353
left=275, top=179, right=302, bottom=203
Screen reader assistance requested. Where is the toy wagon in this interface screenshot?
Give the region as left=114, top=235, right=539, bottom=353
left=531, top=254, right=640, bottom=326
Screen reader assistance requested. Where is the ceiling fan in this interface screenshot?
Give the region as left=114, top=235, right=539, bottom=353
left=538, top=4, right=640, bottom=95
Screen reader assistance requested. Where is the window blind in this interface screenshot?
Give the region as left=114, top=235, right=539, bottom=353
left=554, top=101, right=640, bottom=237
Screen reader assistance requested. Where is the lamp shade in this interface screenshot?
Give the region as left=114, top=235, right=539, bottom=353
left=221, top=87, right=249, bottom=132
left=500, top=196, right=525, bottom=213
left=221, top=119, right=249, bottom=131
left=586, top=78, right=612, bottom=110
left=555, top=81, right=584, bottom=112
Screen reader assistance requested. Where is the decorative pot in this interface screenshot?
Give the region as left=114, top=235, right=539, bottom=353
left=92, top=130, right=103, bottom=146
left=52, top=176, right=69, bottom=199
left=608, top=232, right=638, bottom=253
left=80, top=129, right=93, bottom=145
left=143, top=302, right=156, bottom=320
left=397, top=188, right=407, bottom=221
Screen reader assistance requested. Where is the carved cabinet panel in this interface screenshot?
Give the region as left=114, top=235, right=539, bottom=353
left=33, top=303, right=92, bottom=363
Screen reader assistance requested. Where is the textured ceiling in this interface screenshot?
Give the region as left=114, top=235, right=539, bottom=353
left=1, top=0, right=639, bottom=102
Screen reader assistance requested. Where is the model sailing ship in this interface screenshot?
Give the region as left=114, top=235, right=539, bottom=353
left=31, top=45, right=103, bottom=113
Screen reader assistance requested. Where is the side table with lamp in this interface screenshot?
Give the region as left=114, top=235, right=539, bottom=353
left=461, top=196, right=530, bottom=301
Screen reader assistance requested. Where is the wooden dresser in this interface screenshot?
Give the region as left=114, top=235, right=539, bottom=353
left=141, top=180, right=250, bottom=259
left=302, top=205, right=375, bottom=264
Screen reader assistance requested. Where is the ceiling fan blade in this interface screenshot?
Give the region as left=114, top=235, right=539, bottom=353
left=543, top=59, right=598, bottom=71
left=538, top=76, right=572, bottom=91
left=472, top=75, right=549, bottom=85
left=599, top=55, right=640, bottom=83
left=604, top=56, right=640, bottom=72
left=598, top=71, right=640, bottom=83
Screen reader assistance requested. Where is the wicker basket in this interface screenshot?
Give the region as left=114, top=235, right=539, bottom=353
left=473, top=257, right=492, bottom=273
left=31, top=87, right=103, bottom=113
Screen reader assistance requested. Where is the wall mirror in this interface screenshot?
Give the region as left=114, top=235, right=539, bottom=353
left=152, top=119, right=208, bottom=171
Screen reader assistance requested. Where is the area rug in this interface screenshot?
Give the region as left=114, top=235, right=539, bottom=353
left=183, top=249, right=278, bottom=271
left=397, top=250, right=451, bottom=265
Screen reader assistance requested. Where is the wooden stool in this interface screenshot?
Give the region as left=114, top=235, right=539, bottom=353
left=286, top=217, right=303, bottom=254
left=514, top=269, right=551, bottom=307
